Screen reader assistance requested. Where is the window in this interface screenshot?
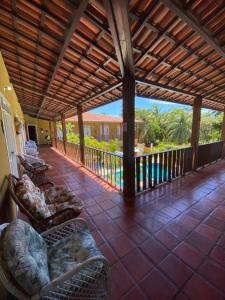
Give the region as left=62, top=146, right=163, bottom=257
left=84, top=125, right=91, bottom=136
left=103, top=125, right=109, bottom=136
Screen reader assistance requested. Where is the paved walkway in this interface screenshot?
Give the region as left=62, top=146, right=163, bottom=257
left=40, top=146, right=225, bottom=300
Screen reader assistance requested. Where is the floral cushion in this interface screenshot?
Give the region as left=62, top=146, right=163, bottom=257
left=16, top=174, right=51, bottom=220
left=46, top=186, right=83, bottom=212
left=0, top=220, right=50, bottom=295
left=47, top=228, right=101, bottom=280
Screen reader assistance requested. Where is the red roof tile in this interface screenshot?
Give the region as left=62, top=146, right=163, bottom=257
left=66, top=113, right=142, bottom=123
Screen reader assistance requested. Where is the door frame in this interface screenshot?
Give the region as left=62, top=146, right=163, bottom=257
left=0, top=92, right=19, bottom=177
left=27, top=124, right=38, bottom=144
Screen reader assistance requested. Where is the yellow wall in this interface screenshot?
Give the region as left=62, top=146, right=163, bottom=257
left=0, top=51, right=24, bottom=204
left=24, top=114, right=52, bottom=144
left=70, top=121, right=122, bottom=141
left=0, top=51, right=25, bottom=297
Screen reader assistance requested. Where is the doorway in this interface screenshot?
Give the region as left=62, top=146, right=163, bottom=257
left=27, top=125, right=38, bottom=143
left=0, top=93, right=19, bottom=177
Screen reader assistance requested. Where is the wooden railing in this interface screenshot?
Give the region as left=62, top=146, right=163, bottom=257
left=65, top=142, right=81, bottom=163
left=197, top=141, right=223, bottom=168
left=84, top=146, right=123, bottom=191
left=53, top=141, right=224, bottom=195
left=56, top=140, right=65, bottom=154
left=135, top=147, right=193, bottom=193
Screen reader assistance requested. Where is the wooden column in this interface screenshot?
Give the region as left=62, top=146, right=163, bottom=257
left=61, top=114, right=67, bottom=154
left=123, top=74, right=136, bottom=198
left=53, top=120, right=58, bottom=148
left=105, top=0, right=135, bottom=199
left=221, top=107, right=225, bottom=158
left=191, top=97, right=202, bottom=170
left=77, top=105, right=85, bottom=164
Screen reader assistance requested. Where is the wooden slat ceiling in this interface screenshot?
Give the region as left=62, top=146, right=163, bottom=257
left=1, top=0, right=225, bottom=120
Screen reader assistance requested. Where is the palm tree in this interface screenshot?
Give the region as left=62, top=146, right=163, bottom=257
left=166, top=110, right=191, bottom=145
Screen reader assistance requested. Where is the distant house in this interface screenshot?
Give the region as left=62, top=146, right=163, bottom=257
left=66, top=113, right=143, bottom=142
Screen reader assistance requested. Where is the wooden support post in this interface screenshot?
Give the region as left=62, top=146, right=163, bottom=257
left=123, top=74, right=136, bottom=199
left=221, top=107, right=225, bottom=158
left=61, top=114, right=67, bottom=154
left=77, top=105, right=85, bottom=164
left=105, top=0, right=135, bottom=199
left=53, top=120, right=58, bottom=148
left=191, top=97, right=202, bottom=170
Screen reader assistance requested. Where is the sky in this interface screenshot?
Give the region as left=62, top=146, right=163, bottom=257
left=91, top=96, right=211, bottom=116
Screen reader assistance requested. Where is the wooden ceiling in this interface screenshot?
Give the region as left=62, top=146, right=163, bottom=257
left=1, top=0, right=225, bottom=120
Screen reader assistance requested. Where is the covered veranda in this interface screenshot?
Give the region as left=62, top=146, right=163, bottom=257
left=2, top=0, right=225, bottom=198
left=1, top=0, right=225, bottom=298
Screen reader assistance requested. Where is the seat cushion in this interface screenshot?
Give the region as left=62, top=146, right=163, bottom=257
left=0, top=220, right=50, bottom=296
left=47, top=228, right=101, bottom=280
left=46, top=186, right=83, bottom=211
left=16, top=174, right=51, bottom=220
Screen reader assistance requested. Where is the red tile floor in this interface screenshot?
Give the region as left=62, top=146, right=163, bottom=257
left=39, top=146, right=225, bottom=300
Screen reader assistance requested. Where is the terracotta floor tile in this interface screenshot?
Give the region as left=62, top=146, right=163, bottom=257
left=204, top=215, right=225, bottom=231
left=140, top=218, right=163, bottom=234
left=166, top=222, right=189, bottom=240
left=155, top=228, right=180, bottom=250
left=122, top=248, right=154, bottom=281
left=121, top=287, right=147, bottom=300
left=184, top=274, right=224, bottom=300
left=198, top=259, right=225, bottom=293
left=186, top=231, right=214, bottom=255
left=91, top=229, right=105, bottom=246
left=140, top=237, right=169, bottom=264
left=85, top=203, right=103, bottom=216
left=140, top=268, right=178, bottom=300
left=174, top=293, right=189, bottom=300
left=195, top=224, right=222, bottom=242
left=173, top=241, right=204, bottom=269
left=125, top=225, right=150, bottom=245
left=98, top=199, right=116, bottom=210
left=111, top=261, right=134, bottom=300
left=99, top=243, right=118, bottom=265
left=159, top=254, right=193, bottom=287
left=109, top=233, right=136, bottom=258
left=210, top=245, right=225, bottom=267
left=106, top=206, right=124, bottom=219
left=98, top=222, right=123, bottom=241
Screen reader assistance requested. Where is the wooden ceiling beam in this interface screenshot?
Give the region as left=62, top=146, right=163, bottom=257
left=80, top=81, right=122, bottom=105
left=12, top=81, right=75, bottom=107
left=160, top=0, right=225, bottom=58
left=105, top=0, right=134, bottom=77
left=136, top=77, right=197, bottom=97
left=22, top=109, right=53, bottom=120
left=37, top=0, right=89, bottom=116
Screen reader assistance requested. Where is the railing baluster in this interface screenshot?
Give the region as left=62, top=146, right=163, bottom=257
left=154, top=153, right=158, bottom=187
left=136, top=157, right=141, bottom=192
left=143, top=156, right=147, bottom=191
left=148, top=155, right=152, bottom=189
left=176, top=149, right=180, bottom=176
left=172, top=150, right=176, bottom=179
left=163, top=152, right=167, bottom=182
left=159, top=152, right=163, bottom=184
left=168, top=150, right=172, bottom=181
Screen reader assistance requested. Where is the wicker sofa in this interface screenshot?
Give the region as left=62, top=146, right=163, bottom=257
left=8, top=174, right=83, bottom=232
left=0, top=219, right=110, bottom=299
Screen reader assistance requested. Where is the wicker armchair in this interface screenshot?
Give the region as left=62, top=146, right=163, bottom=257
left=8, top=174, right=83, bottom=232
left=0, top=219, right=110, bottom=300
left=18, top=155, right=49, bottom=185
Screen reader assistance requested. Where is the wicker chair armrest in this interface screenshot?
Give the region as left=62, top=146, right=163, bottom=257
left=38, top=208, right=81, bottom=231
left=33, top=164, right=48, bottom=174
left=38, top=181, right=55, bottom=190
left=40, top=256, right=110, bottom=299
left=41, top=217, right=88, bottom=242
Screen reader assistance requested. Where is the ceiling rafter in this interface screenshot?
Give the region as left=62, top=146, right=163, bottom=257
left=160, top=0, right=225, bottom=58
left=105, top=0, right=134, bottom=77
left=37, top=0, right=89, bottom=116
